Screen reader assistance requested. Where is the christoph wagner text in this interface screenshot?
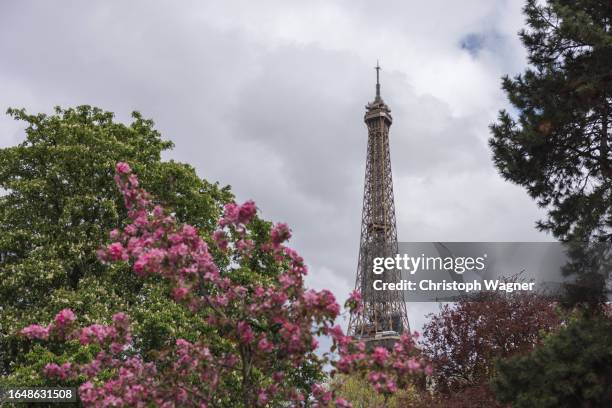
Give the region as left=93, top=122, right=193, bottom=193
left=372, top=254, right=487, bottom=275
left=373, top=280, right=536, bottom=293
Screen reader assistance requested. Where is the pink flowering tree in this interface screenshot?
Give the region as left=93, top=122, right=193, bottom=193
left=20, top=163, right=429, bottom=407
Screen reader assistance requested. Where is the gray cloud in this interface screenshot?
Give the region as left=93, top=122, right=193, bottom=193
left=0, top=0, right=550, bottom=332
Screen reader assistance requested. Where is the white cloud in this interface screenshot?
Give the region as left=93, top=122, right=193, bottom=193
left=0, top=0, right=548, bottom=331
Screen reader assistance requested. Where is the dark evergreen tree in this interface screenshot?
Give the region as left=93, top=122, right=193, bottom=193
left=489, top=0, right=612, bottom=241
left=489, top=3, right=612, bottom=406
left=491, top=313, right=612, bottom=408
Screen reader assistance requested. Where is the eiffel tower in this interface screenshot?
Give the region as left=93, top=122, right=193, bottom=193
left=347, top=62, right=410, bottom=348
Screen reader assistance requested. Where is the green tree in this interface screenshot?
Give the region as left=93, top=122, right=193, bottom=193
left=0, top=106, right=232, bottom=383
left=489, top=0, right=612, bottom=241
left=491, top=313, right=612, bottom=407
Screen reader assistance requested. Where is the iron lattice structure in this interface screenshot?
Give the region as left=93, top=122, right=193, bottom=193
left=347, top=63, right=410, bottom=345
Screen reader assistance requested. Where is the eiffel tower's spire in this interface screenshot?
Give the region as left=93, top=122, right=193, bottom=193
left=375, top=60, right=381, bottom=100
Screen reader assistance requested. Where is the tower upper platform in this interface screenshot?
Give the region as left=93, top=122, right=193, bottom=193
left=364, top=98, right=393, bottom=124
left=364, top=62, right=393, bottom=124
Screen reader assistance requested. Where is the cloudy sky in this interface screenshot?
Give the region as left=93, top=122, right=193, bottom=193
left=0, top=0, right=553, bottom=331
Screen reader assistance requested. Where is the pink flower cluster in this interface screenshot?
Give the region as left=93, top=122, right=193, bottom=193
left=43, top=362, right=72, bottom=380
left=270, top=222, right=291, bottom=247
left=54, top=309, right=76, bottom=327
left=79, top=324, right=117, bottom=345
left=218, top=200, right=257, bottom=228
left=345, top=290, right=364, bottom=314
left=21, top=308, right=76, bottom=341
left=20, top=324, right=50, bottom=340
left=327, top=330, right=432, bottom=401
left=20, top=162, right=430, bottom=407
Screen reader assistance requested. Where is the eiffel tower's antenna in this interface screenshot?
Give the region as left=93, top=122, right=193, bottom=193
left=375, top=60, right=381, bottom=99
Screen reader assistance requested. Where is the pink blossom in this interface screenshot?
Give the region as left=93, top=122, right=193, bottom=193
left=386, top=379, right=398, bottom=393
left=237, top=321, right=254, bottom=344
left=257, top=389, right=268, bottom=406
left=335, top=397, right=353, bottom=408
left=107, top=242, right=128, bottom=261
left=128, top=174, right=139, bottom=188
left=219, top=200, right=257, bottom=228
left=20, top=324, right=50, bottom=340
left=311, top=337, right=319, bottom=349
left=212, top=230, right=228, bottom=250
left=79, top=324, right=116, bottom=345
left=125, top=224, right=137, bottom=235
left=312, top=384, right=333, bottom=404
left=236, top=239, right=254, bottom=254
left=325, top=302, right=341, bottom=317
left=132, top=249, right=166, bottom=277
left=176, top=338, right=191, bottom=349
left=109, top=229, right=121, bottom=240
left=80, top=358, right=103, bottom=377
left=43, top=362, right=72, bottom=380
left=345, top=290, right=364, bottom=314
left=254, top=286, right=265, bottom=297
left=407, top=358, right=421, bottom=371
left=112, top=312, right=129, bottom=328
left=237, top=200, right=257, bottom=225
left=153, top=205, right=163, bottom=217
left=220, top=202, right=239, bottom=227
left=278, top=273, right=295, bottom=289
left=257, top=336, right=273, bottom=353
left=270, top=223, right=291, bottom=246
left=181, top=224, right=197, bottom=238
left=372, top=347, right=390, bottom=365
left=367, top=371, right=383, bottom=383
left=347, top=290, right=362, bottom=303
left=168, top=243, right=188, bottom=259
left=110, top=342, right=125, bottom=354
left=115, top=162, right=131, bottom=174
left=211, top=294, right=228, bottom=307
left=54, top=308, right=76, bottom=329
left=302, top=289, right=318, bottom=307
left=173, top=287, right=189, bottom=301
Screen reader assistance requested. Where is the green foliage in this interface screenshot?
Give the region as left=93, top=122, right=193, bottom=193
left=0, top=106, right=232, bottom=382
left=489, top=0, right=612, bottom=241
left=491, top=313, right=612, bottom=407
left=331, top=374, right=419, bottom=408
